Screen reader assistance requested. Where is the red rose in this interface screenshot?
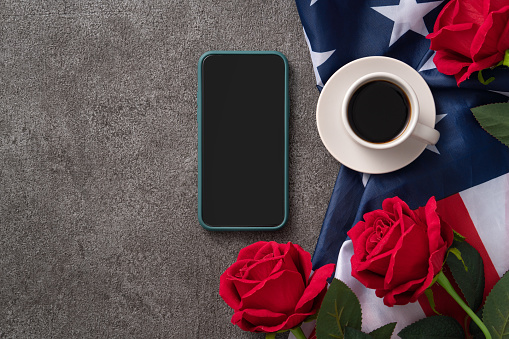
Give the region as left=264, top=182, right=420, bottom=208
left=219, top=241, right=335, bottom=333
left=347, top=197, right=453, bottom=307
left=427, top=0, right=509, bottom=86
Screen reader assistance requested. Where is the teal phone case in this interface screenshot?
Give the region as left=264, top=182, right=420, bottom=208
left=197, top=51, right=289, bottom=231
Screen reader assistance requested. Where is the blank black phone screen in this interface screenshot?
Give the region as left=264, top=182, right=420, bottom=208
left=200, top=53, right=287, bottom=227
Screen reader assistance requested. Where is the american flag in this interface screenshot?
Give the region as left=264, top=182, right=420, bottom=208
left=294, top=0, right=509, bottom=337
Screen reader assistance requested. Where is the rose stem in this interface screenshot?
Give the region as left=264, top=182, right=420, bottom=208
left=265, top=333, right=276, bottom=339
left=290, top=326, right=307, bottom=339
left=436, top=271, right=491, bottom=339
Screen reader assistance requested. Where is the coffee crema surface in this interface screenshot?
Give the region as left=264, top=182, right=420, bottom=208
left=347, top=80, right=410, bottom=144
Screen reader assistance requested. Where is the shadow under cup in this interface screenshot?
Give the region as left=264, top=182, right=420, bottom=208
left=347, top=79, right=411, bottom=145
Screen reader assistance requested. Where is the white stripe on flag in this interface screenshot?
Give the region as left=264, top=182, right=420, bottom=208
left=335, top=240, right=426, bottom=337
left=459, top=173, right=509, bottom=277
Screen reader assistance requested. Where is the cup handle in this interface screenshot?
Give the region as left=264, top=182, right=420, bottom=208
left=411, top=123, right=440, bottom=145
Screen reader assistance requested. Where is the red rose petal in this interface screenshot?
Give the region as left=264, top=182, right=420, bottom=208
left=496, top=9, right=509, bottom=51
left=233, top=308, right=315, bottom=333
left=279, top=245, right=303, bottom=276
left=224, top=259, right=255, bottom=279
left=433, top=0, right=482, bottom=29
left=221, top=259, right=277, bottom=300
left=229, top=269, right=291, bottom=308
left=433, top=50, right=472, bottom=75
left=239, top=269, right=305, bottom=314
left=237, top=241, right=268, bottom=261
left=429, top=23, right=478, bottom=58
left=231, top=310, right=264, bottom=332
left=457, top=52, right=503, bottom=84
left=253, top=241, right=282, bottom=260
left=401, top=214, right=422, bottom=233
left=349, top=222, right=372, bottom=261
left=239, top=308, right=288, bottom=329
left=430, top=244, right=450, bottom=277
left=411, top=245, right=449, bottom=300
left=347, top=220, right=367, bottom=242
left=232, top=278, right=261, bottom=299
left=363, top=209, right=392, bottom=226
left=366, top=232, right=379, bottom=253
left=242, top=245, right=306, bottom=282
left=488, top=0, right=509, bottom=13
left=453, top=69, right=469, bottom=86
left=440, top=218, right=454, bottom=249
left=243, top=244, right=305, bottom=283
left=456, top=0, right=484, bottom=26
left=385, top=197, right=418, bottom=222
left=385, top=223, right=429, bottom=289
left=433, top=0, right=457, bottom=31
left=361, top=249, right=393, bottom=276
left=351, top=259, right=386, bottom=289
left=255, top=312, right=311, bottom=332
left=295, top=263, right=335, bottom=312
left=421, top=197, right=444, bottom=255
left=219, top=259, right=258, bottom=307
left=242, top=257, right=281, bottom=281
left=380, top=276, right=426, bottom=307
left=220, top=268, right=243, bottom=309
left=295, top=286, right=328, bottom=321
left=364, top=214, right=394, bottom=254
left=392, top=288, right=420, bottom=306
left=380, top=197, right=400, bottom=216
left=288, top=243, right=313, bottom=284
left=366, top=220, right=401, bottom=259
left=472, top=6, right=509, bottom=60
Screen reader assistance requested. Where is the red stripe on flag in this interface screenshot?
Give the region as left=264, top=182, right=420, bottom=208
left=437, top=193, right=500, bottom=299
left=417, top=193, right=500, bottom=331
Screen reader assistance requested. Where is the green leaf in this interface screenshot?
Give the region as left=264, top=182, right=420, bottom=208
left=369, top=322, right=397, bottom=339
left=471, top=103, right=509, bottom=148
left=316, top=278, right=362, bottom=339
left=448, top=247, right=468, bottom=272
left=345, top=327, right=373, bottom=339
left=453, top=230, right=466, bottom=242
left=483, top=270, right=509, bottom=338
left=424, top=288, right=441, bottom=315
left=478, top=70, right=496, bottom=85
left=446, top=241, right=485, bottom=311
left=398, top=316, right=465, bottom=339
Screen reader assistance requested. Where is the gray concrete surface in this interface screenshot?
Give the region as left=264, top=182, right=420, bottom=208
left=0, top=1, right=339, bottom=338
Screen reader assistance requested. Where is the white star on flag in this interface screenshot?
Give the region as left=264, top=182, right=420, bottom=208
left=372, top=0, right=443, bottom=46
left=419, top=51, right=437, bottom=72
left=362, top=173, right=371, bottom=187
left=304, top=29, right=336, bottom=87
left=426, top=114, right=447, bottom=154
left=310, top=0, right=319, bottom=5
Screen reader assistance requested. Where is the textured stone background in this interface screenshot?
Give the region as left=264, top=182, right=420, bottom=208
left=0, top=1, right=339, bottom=337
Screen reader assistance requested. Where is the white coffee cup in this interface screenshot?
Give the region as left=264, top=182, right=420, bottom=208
left=341, top=72, right=440, bottom=150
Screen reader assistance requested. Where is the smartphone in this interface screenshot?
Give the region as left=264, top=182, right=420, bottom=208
left=198, top=51, right=289, bottom=231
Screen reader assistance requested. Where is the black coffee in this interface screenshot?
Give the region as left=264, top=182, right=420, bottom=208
left=347, top=80, right=410, bottom=143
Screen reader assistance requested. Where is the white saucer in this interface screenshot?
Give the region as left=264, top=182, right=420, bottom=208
left=316, top=56, right=436, bottom=174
